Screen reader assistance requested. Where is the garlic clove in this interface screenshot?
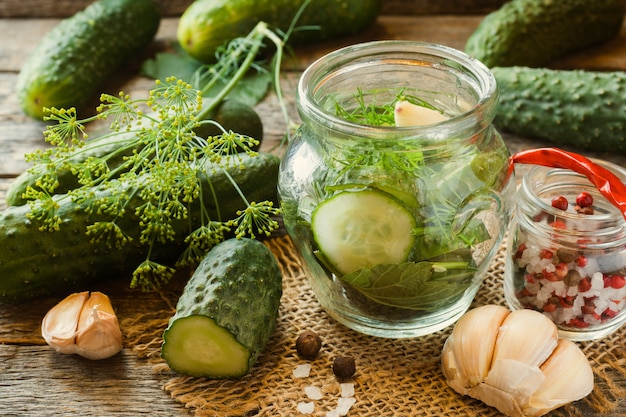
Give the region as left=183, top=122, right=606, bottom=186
left=523, top=339, right=595, bottom=417
left=482, top=358, right=545, bottom=406
left=492, top=309, right=558, bottom=368
left=41, top=291, right=90, bottom=354
left=467, top=381, right=526, bottom=417
left=394, top=100, right=448, bottom=127
left=441, top=337, right=466, bottom=394
left=442, top=305, right=510, bottom=393
left=74, top=292, right=123, bottom=360
left=41, top=291, right=123, bottom=360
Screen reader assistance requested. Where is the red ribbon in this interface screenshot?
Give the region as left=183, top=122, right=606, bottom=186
left=511, top=148, right=626, bottom=219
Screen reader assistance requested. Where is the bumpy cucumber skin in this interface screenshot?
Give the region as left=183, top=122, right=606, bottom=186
left=0, top=153, right=280, bottom=303
left=162, top=238, right=282, bottom=378
left=16, top=0, right=160, bottom=120
left=492, top=66, right=626, bottom=153
left=178, top=0, right=382, bottom=62
left=465, top=0, right=624, bottom=67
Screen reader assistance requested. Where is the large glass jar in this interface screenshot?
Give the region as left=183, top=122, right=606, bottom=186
left=278, top=41, right=515, bottom=338
left=505, top=161, right=626, bottom=341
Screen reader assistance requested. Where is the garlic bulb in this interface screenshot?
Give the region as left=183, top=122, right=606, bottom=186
left=442, top=305, right=594, bottom=417
left=41, top=291, right=123, bottom=360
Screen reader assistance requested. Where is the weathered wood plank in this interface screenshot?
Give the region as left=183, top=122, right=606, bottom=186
left=0, top=0, right=512, bottom=18
left=0, top=345, right=192, bottom=417
left=0, top=0, right=194, bottom=17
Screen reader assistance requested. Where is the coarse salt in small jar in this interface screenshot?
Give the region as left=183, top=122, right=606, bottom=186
left=505, top=160, right=626, bottom=341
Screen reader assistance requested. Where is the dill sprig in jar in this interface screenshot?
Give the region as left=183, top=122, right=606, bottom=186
left=505, top=156, right=626, bottom=341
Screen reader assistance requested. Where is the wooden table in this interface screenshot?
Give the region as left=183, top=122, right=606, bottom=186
left=1, top=2, right=625, bottom=416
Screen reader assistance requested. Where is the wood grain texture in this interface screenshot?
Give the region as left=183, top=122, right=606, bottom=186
left=0, top=5, right=625, bottom=416
left=0, top=345, right=189, bottom=417
left=0, top=0, right=511, bottom=18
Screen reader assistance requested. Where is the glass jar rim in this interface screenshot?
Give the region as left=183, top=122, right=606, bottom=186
left=297, top=40, right=499, bottom=141
left=519, top=160, right=626, bottom=227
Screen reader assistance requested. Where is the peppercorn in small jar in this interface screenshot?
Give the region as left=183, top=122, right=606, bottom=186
left=505, top=158, right=626, bottom=341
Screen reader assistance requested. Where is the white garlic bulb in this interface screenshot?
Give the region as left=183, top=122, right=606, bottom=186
left=441, top=305, right=594, bottom=417
left=41, top=291, right=123, bottom=360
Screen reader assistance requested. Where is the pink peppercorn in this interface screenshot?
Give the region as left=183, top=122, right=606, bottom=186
left=554, top=262, right=568, bottom=278
left=539, top=249, right=553, bottom=259
left=575, top=255, right=588, bottom=268
left=578, top=278, right=592, bottom=292
left=543, top=303, right=557, bottom=313
left=610, top=274, right=626, bottom=289
left=551, top=196, right=569, bottom=211
left=576, top=191, right=594, bottom=208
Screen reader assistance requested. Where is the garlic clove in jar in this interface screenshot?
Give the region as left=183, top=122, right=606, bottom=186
left=442, top=304, right=510, bottom=393
left=441, top=305, right=594, bottom=417
left=74, top=292, right=123, bottom=360
left=524, top=339, right=594, bottom=417
left=393, top=100, right=448, bottom=127
left=41, top=291, right=123, bottom=360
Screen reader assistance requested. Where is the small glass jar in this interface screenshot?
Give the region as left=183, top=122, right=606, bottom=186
left=278, top=41, right=515, bottom=338
left=505, top=161, right=626, bottom=341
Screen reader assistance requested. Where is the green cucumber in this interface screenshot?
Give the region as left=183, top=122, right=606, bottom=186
left=465, top=0, right=624, bottom=67
left=193, top=100, right=264, bottom=148
left=492, top=66, right=626, bottom=153
left=177, top=0, right=382, bottom=63
left=0, top=152, right=280, bottom=303
left=311, top=188, right=417, bottom=276
left=161, top=238, right=282, bottom=378
left=16, top=0, right=160, bottom=120
left=6, top=132, right=138, bottom=207
left=6, top=100, right=264, bottom=207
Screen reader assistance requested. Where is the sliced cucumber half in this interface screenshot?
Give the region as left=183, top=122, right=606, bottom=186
left=311, top=188, right=417, bottom=276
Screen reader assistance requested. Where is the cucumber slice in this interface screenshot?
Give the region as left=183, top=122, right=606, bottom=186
left=161, top=315, right=250, bottom=378
left=311, top=189, right=417, bottom=275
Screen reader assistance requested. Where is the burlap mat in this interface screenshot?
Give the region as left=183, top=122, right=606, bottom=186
left=124, top=235, right=626, bottom=417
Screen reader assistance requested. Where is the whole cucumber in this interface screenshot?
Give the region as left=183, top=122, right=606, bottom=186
left=492, top=66, right=626, bottom=153
left=0, top=152, right=280, bottom=303
left=178, top=0, right=382, bottom=63
left=465, top=0, right=624, bottom=67
left=161, top=238, right=282, bottom=378
left=16, top=0, right=160, bottom=120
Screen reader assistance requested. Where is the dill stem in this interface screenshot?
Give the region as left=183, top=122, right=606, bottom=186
left=196, top=21, right=270, bottom=120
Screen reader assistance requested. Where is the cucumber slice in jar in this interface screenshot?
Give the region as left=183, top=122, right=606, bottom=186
left=311, top=188, right=417, bottom=276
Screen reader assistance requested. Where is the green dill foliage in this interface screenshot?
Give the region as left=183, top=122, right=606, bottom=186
left=335, top=88, right=439, bottom=127
left=21, top=22, right=286, bottom=291
left=312, top=88, right=510, bottom=310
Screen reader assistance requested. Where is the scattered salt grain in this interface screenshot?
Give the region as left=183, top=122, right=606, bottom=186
left=304, top=385, right=323, bottom=400
left=325, top=410, right=340, bottom=417
left=297, top=401, right=315, bottom=414
left=336, top=397, right=356, bottom=416
left=340, top=383, right=355, bottom=398
left=293, top=363, right=312, bottom=378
